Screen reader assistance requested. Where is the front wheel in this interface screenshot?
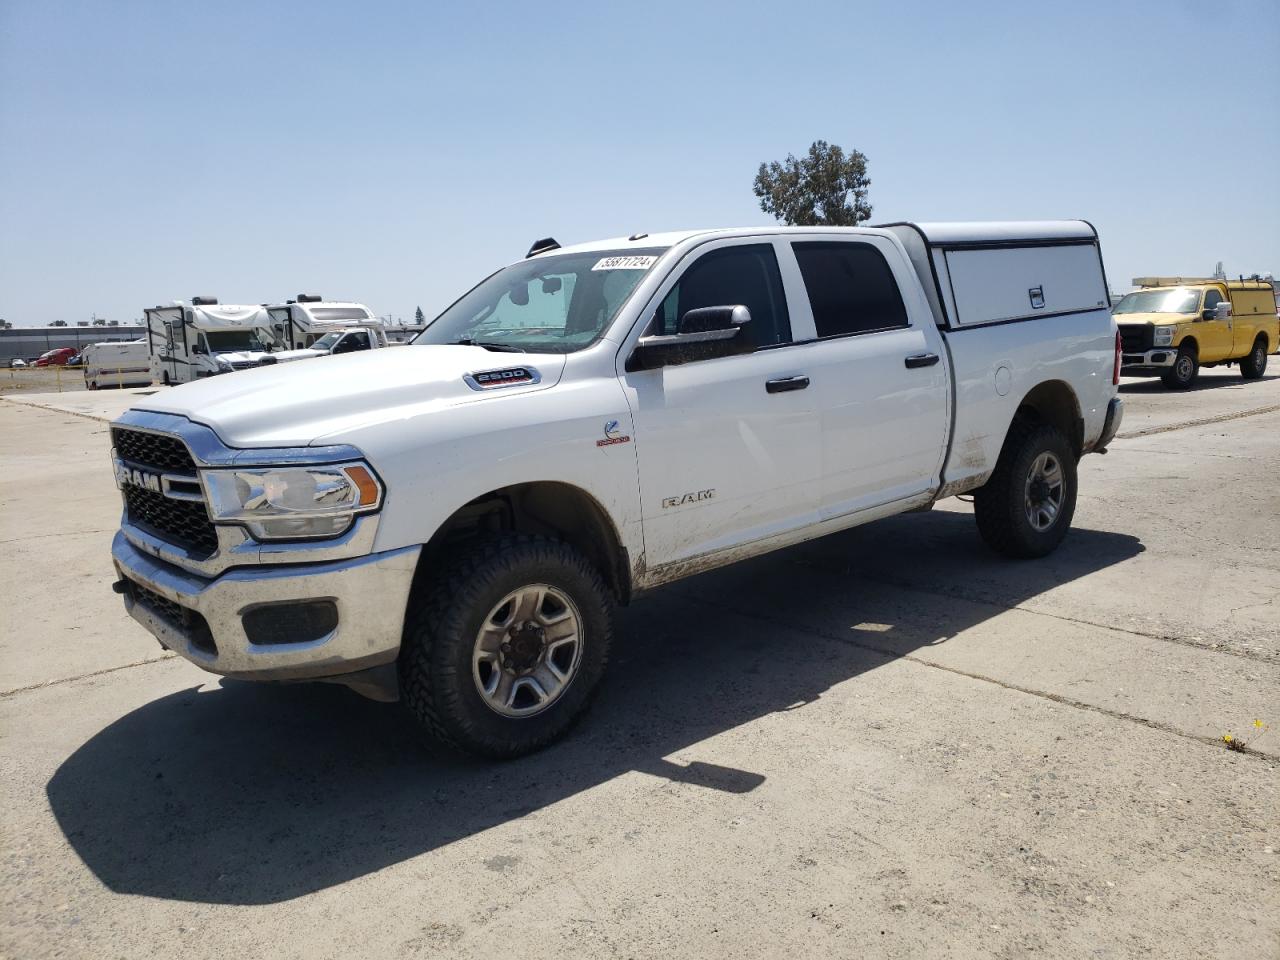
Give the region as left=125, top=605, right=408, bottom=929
left=1240, top=337, right=1268, bottom=380
left=974, top=420, right=1078, bottom=559
left=1161, top=343, right=1199, bottom=389
left=399, top=535, right=613, bottom=758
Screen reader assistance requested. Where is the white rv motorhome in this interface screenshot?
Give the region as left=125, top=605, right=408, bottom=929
left=83, top=339, right=151, bottom=389
left=267, top=295, right=383, bottom=350
left=145, top=298, right=277, bottom=385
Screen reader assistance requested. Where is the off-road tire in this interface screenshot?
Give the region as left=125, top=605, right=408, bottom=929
left=974, top=419, right=1077, bottom=559
left=1240, top=337, right=1268, bottom=380
left=1161, top=342, right=1199, bottom=389
left=399, top=535, right=613, bottom=759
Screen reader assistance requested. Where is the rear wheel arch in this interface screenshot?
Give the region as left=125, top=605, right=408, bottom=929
left=413, top=481, right=632, bottom=606
left=1009, top=380, right=1084, bottom=459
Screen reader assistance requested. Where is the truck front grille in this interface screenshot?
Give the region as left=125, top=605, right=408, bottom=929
left=1117, top=324, right=1154, bottom=354
left=122, top=485, right=220, bottom=557
left=113, top=426, right=219, bottom=558
left=111, top=427, right=196, bottom=473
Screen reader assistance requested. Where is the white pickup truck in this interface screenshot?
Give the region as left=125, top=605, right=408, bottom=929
left=109, top=222, right=1123, bottom=757
left=271, top=326, right=391, bottom=363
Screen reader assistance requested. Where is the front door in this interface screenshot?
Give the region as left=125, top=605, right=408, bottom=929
left=1196, top=287, right=1234, bottom=362
left=620, top=240, right=821, bottom=570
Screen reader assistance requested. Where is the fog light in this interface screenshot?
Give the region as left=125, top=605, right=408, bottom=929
left=242, top=600, right=338, bottom=646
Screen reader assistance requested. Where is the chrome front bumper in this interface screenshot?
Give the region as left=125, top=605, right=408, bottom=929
left=1121, top=348, right=1176, bottom=369
left=113, top=531, right=420, bottom=696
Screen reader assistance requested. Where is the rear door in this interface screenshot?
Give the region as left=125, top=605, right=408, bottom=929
left=785, top=237, right=949, bottom=519
left=619, top=238, right=821, bottom=569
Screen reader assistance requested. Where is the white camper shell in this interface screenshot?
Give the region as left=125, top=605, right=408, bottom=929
left=267, top=296, right=383, bottom=350
left=146, top=300, right=277, bottom=385
left=83, top=339, right=151, bottom=389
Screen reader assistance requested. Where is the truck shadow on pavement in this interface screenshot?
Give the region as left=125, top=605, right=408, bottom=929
left=47, top=510, right=1143, bottom=905
left=1119, top=371, right=1278, bottom=394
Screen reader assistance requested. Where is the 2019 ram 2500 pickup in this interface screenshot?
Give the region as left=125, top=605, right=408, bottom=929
left=109, top=222, right=1124, bottom=757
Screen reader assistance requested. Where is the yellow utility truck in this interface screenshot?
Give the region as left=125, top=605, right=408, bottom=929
left=1114, top=277, right=1277, bottom=388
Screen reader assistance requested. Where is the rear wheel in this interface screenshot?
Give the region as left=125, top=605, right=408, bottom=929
left=1240, top=337, right=1268, bottom=380
left=974, top=420, right=1077, bottom=559
left=1161, top=342, right=1199, bottom=389
left=399, top=535, right=613, bottom=758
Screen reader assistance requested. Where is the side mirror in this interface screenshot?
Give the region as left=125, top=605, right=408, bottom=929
left=1214, top=302, right=1232, bottom=320
left=626, top=305, right=752, bottom=372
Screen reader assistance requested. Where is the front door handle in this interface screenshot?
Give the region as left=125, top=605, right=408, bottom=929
left=904, top=353, right=940, bottom=369
left=766, top=375, right=810, bottom=394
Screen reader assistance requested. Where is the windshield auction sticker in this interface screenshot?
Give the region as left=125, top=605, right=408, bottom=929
left=592, top=255, right=657, bottom=271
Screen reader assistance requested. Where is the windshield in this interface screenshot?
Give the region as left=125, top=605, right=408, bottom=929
left=311, top=332, right=342, bottom=350
left=414, top=248, right=667, bottom=354
left=1113, top=288, right=1201, bottom=315
left=203, top=330, right=266, bottom=352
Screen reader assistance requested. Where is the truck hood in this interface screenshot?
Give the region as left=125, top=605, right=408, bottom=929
left=213, top=350, right=273, bottom=364
left=131, top=345, right=566, bottom=447
left=1112, top=313, right=1190, bottom=326
left=271, top=348, right=327, bottom=363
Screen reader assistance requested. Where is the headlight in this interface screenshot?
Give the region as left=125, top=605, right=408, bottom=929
left=1153, top=325, right=1176, bottom=347
left=201, top=462, right=382, bottom=540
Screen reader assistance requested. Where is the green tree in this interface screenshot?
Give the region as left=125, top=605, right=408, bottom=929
left=50, top=320, right=68, bottom=327
left=753, top=140, right=872, bottom=226
left=92, top=318, right=106, bottom=326
left=414, top=306, right=425, bottom=323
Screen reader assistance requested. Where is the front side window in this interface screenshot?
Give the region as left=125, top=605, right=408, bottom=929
left=333, top=332, right=370, bottom=353
left=654, top=244, right=791, bottom=348
left=1203, top=290, right=1223, bottom=314
left=792, top=242, right=908, bottom=338
left=416, top=248, right=667, bottom=354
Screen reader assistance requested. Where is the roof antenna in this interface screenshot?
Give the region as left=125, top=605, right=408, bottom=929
left=526, top=237, right=560, bottom=258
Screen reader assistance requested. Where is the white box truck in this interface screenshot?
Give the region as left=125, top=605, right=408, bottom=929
left=111, top=222, right=1122, bottom=758
left=145, top=299, right=278, bottom=386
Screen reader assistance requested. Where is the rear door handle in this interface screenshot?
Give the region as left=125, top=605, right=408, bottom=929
left=765, top=375, right=810, bottom=394
left=904, top=353, right=940, bottom=369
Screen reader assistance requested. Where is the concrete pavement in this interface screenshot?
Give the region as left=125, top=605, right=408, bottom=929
left=1, top=368, right=1277, bottom=959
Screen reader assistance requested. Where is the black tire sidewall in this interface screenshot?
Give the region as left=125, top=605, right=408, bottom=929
left=975, top=422, right=1078, bottom=559
left=404, top=537, right=612, bottom=758
left=1163, top=344, right=1198, bottom=388
left=1241, top=340, right=1267, bottom=379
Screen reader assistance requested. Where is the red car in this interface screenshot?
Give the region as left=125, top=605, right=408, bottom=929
left=33, top=347, right=77, bottom=367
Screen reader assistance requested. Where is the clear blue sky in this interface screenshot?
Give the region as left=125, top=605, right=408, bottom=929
left=2, top=0, right=1277, bottom=327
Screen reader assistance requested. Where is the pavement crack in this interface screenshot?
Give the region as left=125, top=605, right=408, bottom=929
left=0, top=653, right=176, bottom=698
left=674, top=592, right=1277, bottom=764
left=1120, top=403, right=1280, bottom=439
left=791, top=563, right=1277, bottom=666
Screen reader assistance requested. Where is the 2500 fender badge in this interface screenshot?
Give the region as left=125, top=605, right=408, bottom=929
left=662, top=489, right=715, bottom=509
left=596, top=420, right=631, bottom=447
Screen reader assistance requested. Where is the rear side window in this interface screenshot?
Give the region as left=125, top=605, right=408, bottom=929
left=792, top=241, right=908, bottom=338
left=655, top=244, right=791, bottom=348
